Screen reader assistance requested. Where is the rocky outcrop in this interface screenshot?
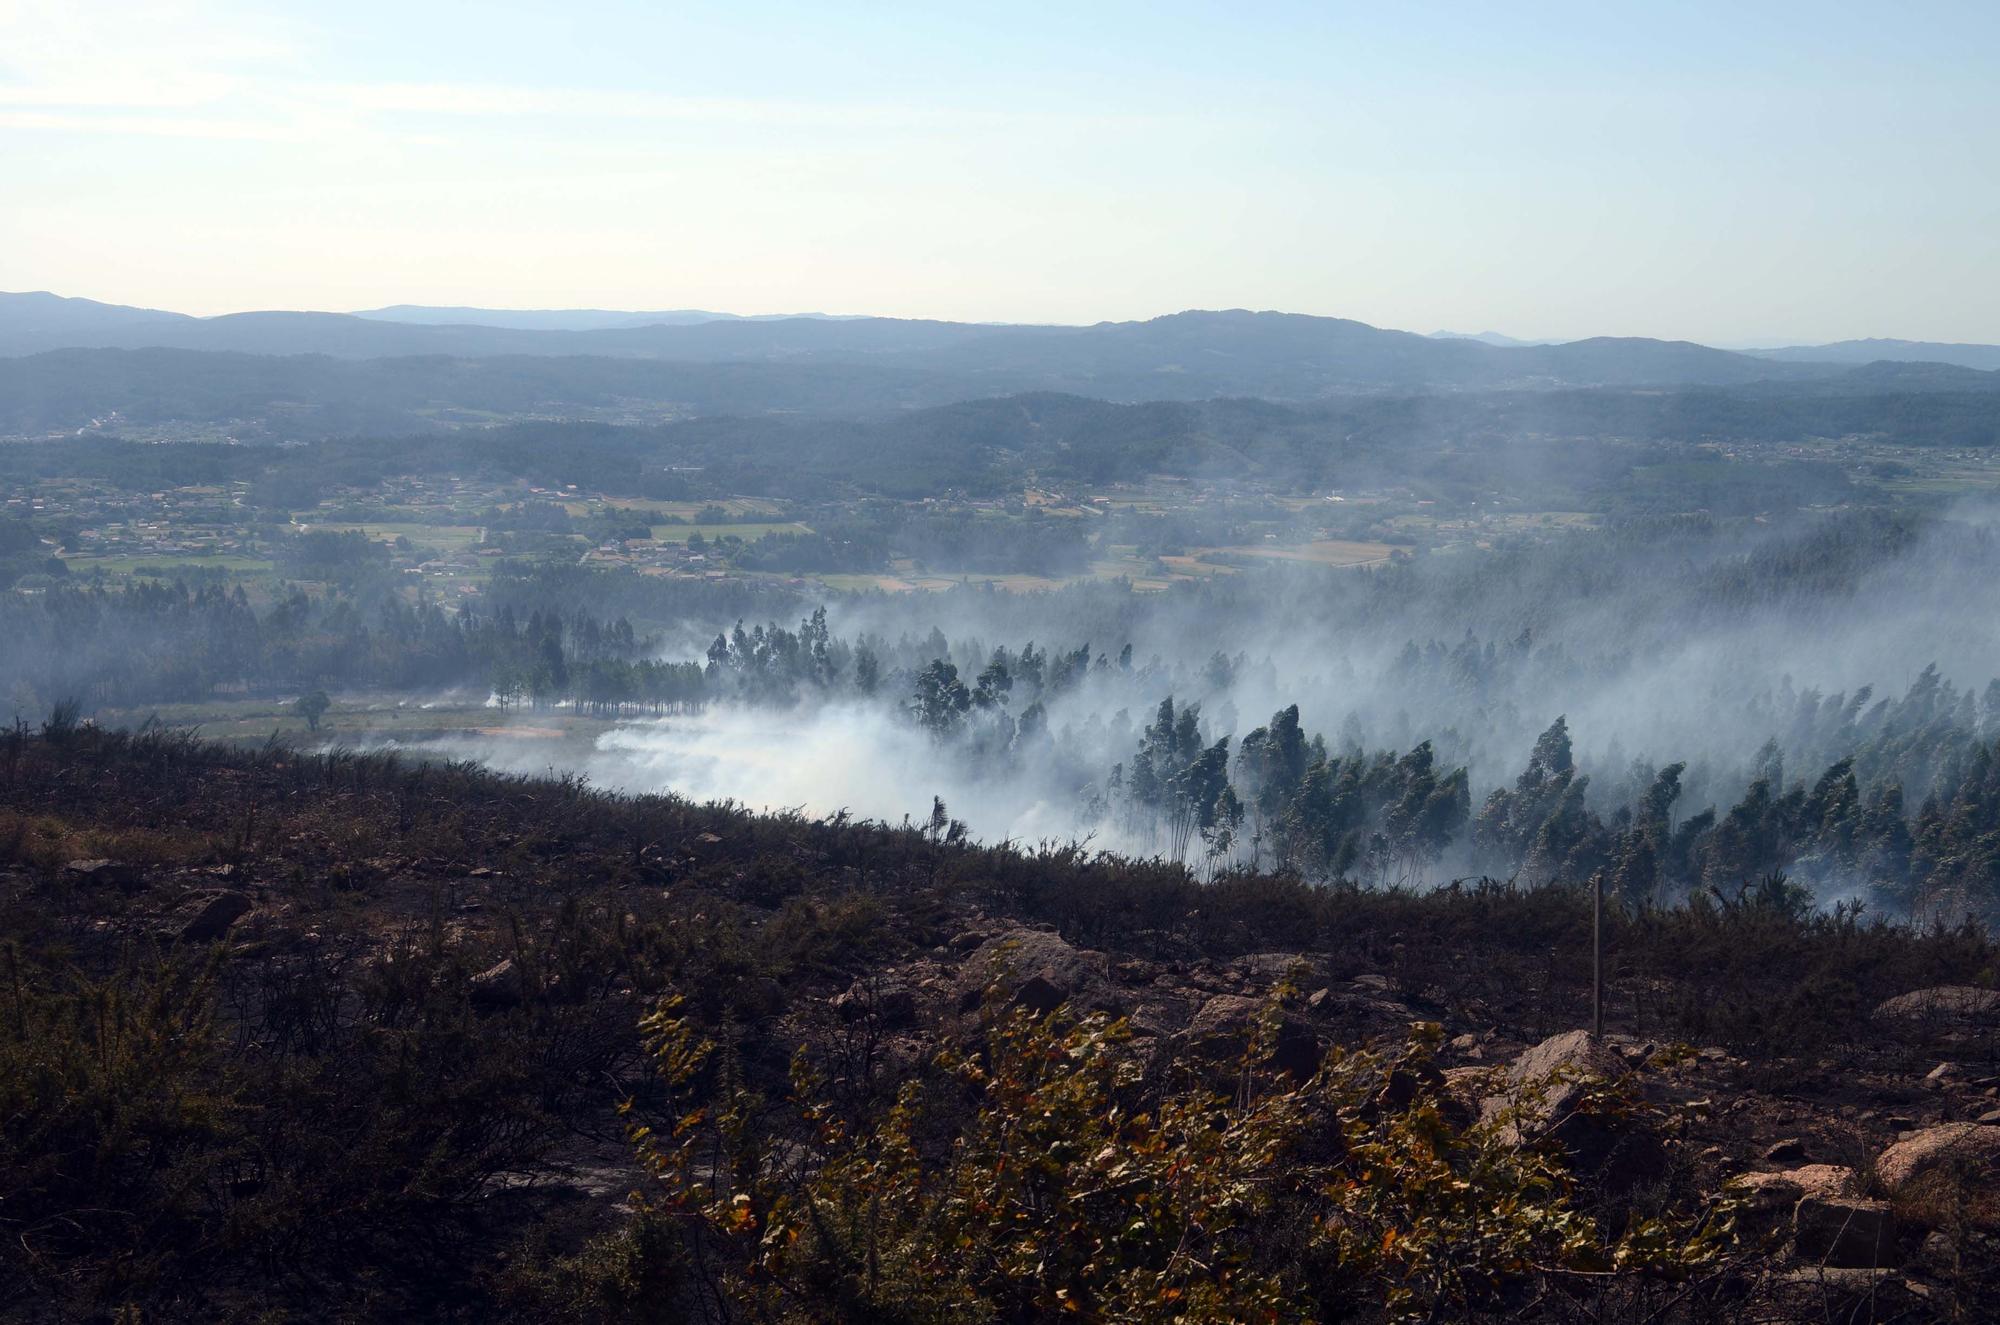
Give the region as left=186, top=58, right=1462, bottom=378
left=470, top=957, right=524, bottom=1008
left=1443, top=1064, right=1503, bottom=1108
left=65, top=859, right=147, bottom=891
left=1182, top=993, right=1322, bottom=1080
left=1872, top=986, right=2000, bottom=1024
left=1875, top=1123, right=2000, bottom=1228
left=1228, top=952, right=1315, bottom=989
left=177, top=890, right=252, bottom=943
left=1481, top=1029, right=1627, bottom=1140
left=1508, top=1030, right=1626, bottom=1089
left=1729, top=1164, right=1858, bottom=1239
left=954, top=929, right=1116, bottom=1017
left=1729, top=1165, right=1907, bottom=1266
left=1794, top=1193, right=1901, bottom=1268
left=1483, top=1030, right=1663, bottom=1192
left=834, top=980, right=917, bottom=1028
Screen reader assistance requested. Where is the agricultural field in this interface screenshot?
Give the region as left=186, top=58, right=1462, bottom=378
left=308, top=522, right=488, bottom=550
left=573, top=496, right=787, bottom=519
left=1202, top=538, right=1396, bottom=567
left=649, top=521, right=810, bottom=542
left=792, top=534, right=1399, bottom=595
left=61, top=554, right=277, bottom=574
left=89, top=693, right=619, bottom=749
left=20, top=424, right=1966, bottom=616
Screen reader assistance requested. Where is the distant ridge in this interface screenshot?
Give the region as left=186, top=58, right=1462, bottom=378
left=0, top=290, right=1920, bottom=395
left=1428, top=329, right=1552, bottom=348
left=351, top=305, right=863, bottom=331
left=0, top=291, right=195, bottom=336
left=1750, top=338, right=2000, bottom=373
left=5, top=349, right=1994, bottom=446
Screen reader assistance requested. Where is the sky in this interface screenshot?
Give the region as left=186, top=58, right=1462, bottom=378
left=3, top=0, right=1998, bottom=344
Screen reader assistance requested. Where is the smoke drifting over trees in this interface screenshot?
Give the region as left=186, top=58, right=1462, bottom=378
left=166, top=504, right=1979, bottom=928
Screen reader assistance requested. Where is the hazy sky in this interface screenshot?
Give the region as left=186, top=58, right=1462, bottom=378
left=4, top=0, right=1997, bottom=343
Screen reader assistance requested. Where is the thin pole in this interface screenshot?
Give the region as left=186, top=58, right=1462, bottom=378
left=1591, top=870, right=1603, bottom=1039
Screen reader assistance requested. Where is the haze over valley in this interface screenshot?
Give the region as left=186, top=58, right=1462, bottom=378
left=9, top=3, right=2000, bottom=1321
left=13, top=276, right=2000, bottom=916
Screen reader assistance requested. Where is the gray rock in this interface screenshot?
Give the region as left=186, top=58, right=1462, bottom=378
left=1230, top=952, right=1312, bottom=988
left=1729, top=1171, right=1808, bottom=1239
left=1484, top=1030, right=1664, bottom=1191
left=835, top=981, right=917, bottom=1028
left=1505, top=1029, right=1627, bottom=1095
left=955, top=928, right=1116, bottom=1017
left=65, top=859, right=146, bottom=890
left=1794, top=1194, right=1902, bottom=1267
left=1872, top=1128, right=2000, bottom=1208
left=1182, top=994, right=1322, bottom=1080
left=470, top=957, right=524, bottom=1008
left=1918, top=1230, right=1962, bottom=1277
left=1873, top=986, right=2000, bottom=1024
left=1726, top=1165, right=1856, bottom=1240
left=178, top=890, right=252, bottom=942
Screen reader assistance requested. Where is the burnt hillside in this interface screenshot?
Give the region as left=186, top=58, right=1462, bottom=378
left=3, top=722, right=1998, bottom=1322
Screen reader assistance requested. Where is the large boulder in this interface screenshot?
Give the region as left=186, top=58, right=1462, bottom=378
left=1728, top=1165, right=1857, bottom=1240
left=470, top=957, right=525, bottom=1009
left=1482, top=1030, right=1628, bottom=1137
left=1443, top=1064, right=1505, bottom=1110
left=1874, top=1123, right=2000, bottom=1228
left=954, top=929, right=1116, bottom=1017
left=1729, top=1165, right=1910, bottom=1265
left=1483, top=1030, right=1664, bottom=1191
left=1872, top=986, right=2000, bottom=1024
left=1229, top=952, right=1315, bottom=989
left=1794, top=1194, right=1902, bottom=1268
left=834, top=980, right=917, bottom=1029
left=1507, top=1029, right=1627, bottom=1089
left=177, top=890, right=252, bottom=943
left=65, top=859, right=147, bottom=891
left=1182, top=994, right=1322, bottom=1081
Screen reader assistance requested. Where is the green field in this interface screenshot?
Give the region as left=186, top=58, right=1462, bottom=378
left=808, top=573, right=905, bottom=591
left=312, top=522, right=486, bottom=550
left=65, top=555, right=276, bottom=574
left=579, top=496, right=787, bottom=517
left=651, top=521, right=811, bottom=542
left=89, top=694, right=620, bottom=748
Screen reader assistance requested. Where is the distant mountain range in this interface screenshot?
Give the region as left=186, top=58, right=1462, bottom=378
left=1427, top=330, right=1554, bottom=348
left=4, top=290, right=1997, bottom=398
left=1748, top=338, right=2000, bottom=373
left=351, top=305, right=863, bottom=331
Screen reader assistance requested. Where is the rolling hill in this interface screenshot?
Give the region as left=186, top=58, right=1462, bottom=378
left=2, top=292, right=1840, bottom=395
left=1751, top=337, right=2000, bottom=373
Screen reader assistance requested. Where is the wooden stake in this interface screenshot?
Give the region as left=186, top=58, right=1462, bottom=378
left=1592, top=870, right=1603, bottom=1039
